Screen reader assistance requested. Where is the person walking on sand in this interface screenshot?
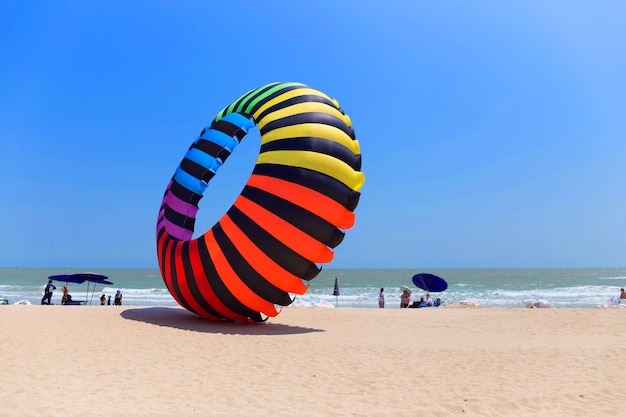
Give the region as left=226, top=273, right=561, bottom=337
left=41, top=280, right=56, bottom=305
left=114, top=290, right=123, bottom=305
left=378, top=288, right=385, bottom=308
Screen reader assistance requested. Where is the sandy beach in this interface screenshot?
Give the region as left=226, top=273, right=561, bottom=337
left=1, top=305, right=624, bottom=417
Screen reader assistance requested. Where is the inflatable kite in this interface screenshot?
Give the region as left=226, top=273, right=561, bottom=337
left=156, top=82, right=364, bottom=322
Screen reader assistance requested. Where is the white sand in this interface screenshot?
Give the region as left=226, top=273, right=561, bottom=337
left=1, top=305, right=624, bottom=416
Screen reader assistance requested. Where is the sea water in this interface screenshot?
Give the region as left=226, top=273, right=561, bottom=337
left=1, top=267, right=625, bottom=308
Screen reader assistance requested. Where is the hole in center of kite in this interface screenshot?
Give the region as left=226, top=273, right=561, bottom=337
left=192, top=126, right=260, bottom=238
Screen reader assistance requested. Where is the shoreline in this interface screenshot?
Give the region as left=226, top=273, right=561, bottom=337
left=3, top=267, right=626, bottom=309
left=1, top=306, right=625, bottom=416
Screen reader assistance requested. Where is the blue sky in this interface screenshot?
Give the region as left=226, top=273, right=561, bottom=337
left=1, top=1, right=624, bottom=269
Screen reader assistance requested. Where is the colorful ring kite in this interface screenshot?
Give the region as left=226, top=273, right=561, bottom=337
left=156, top=82, right=364, bottom=322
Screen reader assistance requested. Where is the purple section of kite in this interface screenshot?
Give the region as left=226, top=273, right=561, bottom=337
left=162, top=191, right=199, bottom=218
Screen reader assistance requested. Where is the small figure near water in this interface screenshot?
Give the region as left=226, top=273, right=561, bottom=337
left=60, top=286, right=83, bottom=305
left=378, top=288, right=385, bottom=308
left=409, top=296, right=442, bottom=308
left=620, top=288, right=626, bottom=300
left=400, top=290, right=410, bottom=308
left=64, top=294, right=78, bottom=305
left=114, top=290, right=123, bottom=305
left=415, top=297, right=426, bottom=308
left=425, top=293, right=434, bottom=306
left=100, top=294, right=106, bottom=305
left=41, top=280, right=56, bottom=305
left=61, top=285, right=70, bottom=305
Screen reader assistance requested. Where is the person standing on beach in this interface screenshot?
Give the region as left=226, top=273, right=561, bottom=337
left=114, top=290, right=122, bottom=305
left=378, top=288, right=385, bottom=308
left=41, top=280, right=56, bottom=305
left=100, top=294, right=106, bottom=305
left=61, top=285, right=69, bottom=305
left=400, top=290, right=410, bottom=308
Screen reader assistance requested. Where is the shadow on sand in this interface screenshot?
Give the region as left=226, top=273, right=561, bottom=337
left=120, top=307, right=323, bottom=335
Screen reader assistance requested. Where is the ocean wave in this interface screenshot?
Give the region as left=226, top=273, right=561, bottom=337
left=3, top=267, right=626, bottom=309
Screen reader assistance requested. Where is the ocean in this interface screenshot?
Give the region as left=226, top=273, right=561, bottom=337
left=2, top=267, right=626, bottom=308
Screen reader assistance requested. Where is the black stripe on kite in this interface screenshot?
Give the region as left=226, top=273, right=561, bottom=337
left=231, top=83, right=282, bottom=115
left=166, top=240, right=194, bottom=313
left=255, top=94, right=335, bottom=123
left=252, top=164, right=361, bottom=212
left=243, top=84, right=307, bottom=115
left=180, top=158, right=217, bottom=183
left=196, top=235, right=261, bottom=319
left=226, top=205, right=321, bottom=281
left=193, top=139, right=232, bottom=161
left=213, top=223, right=293, bottom=306
left=241, top=186, right=345, bottom=248
left=163, top=204, right=195, bottom=231
left=210, top=119, right=248, bottom=141
left=169, top=180, right=203, bottom=206
left=179, top=241, right=227, bottom=319
left=260, top=111, right=354, bottom=139
left=260, top=137, right=361, bottom=171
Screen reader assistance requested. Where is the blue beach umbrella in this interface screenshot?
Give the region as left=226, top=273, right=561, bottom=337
left=49, top=273, right=114, bottom=305
left=411, top=273, right=448, bottom=293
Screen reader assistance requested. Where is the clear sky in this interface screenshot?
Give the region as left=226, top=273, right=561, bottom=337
left=1, top=1, right=624, bottom=269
